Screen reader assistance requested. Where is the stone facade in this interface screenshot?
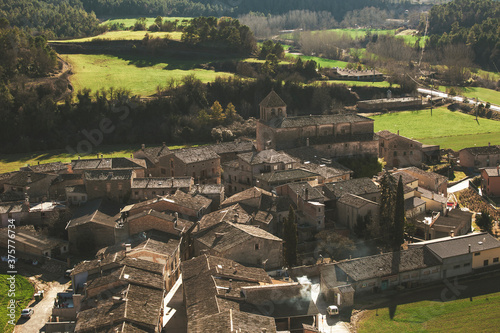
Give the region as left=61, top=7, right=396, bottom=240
left=377, top=130, right=424, bottom=168
left=459, top=144, right=500, bottom=169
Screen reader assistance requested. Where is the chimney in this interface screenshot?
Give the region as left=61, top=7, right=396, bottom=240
left=397, top=130, right=400, bottom=135
left=305, top=188, right=309, bottom=201
left=450, top=230, right=454, bottom=238
left=101, top=154, right=104, bottom=159
left=27, top=174, right=32, bottom=183
left=125, top=244, right=131, bottom=252
left=468, top=244, right=471, bottom=253
left=229, top=279, right=233, bottom=291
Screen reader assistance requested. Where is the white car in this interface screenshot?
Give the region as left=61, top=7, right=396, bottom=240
left=21, top=308, right=34, bottom=318
left=327, top=305, right=339, bottom=316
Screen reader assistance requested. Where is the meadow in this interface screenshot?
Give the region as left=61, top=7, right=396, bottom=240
left=64, top=53, right=235, bottom=96
left=0, top=275, right=34, bottom=333
left=55, top=30, right=183, bottom=43
left=286, top=54, right=349, bottom=68
left=0, top=144, right=198, bottom=173
left=439, top=86, right=500, bottom=106
left=370, top=107, right=500, bottom=151
left=100, top=17, right=192, bottom=28
left=357, top=291, right=500, bottom=332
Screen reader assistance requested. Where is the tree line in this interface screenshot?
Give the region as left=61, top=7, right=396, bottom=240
left=0, top=0, right=101, bottom=38
left=424, top=0, right=500, bottom=70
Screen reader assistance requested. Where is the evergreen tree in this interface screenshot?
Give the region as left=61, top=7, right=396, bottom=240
left=283, top=205, right=298, bottom=268
left=379, top=172, right=396, bottom=246
left=394, top=176, right=406, bottom=250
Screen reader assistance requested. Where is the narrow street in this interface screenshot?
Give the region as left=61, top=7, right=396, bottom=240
left=14, top=277, right=70, bottom=333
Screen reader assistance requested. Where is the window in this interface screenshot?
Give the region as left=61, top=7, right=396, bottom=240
left=255, top=243, right=260, bottom=250
left=453, top=265, right=460, bottom=269
left=474, top=252, right=481, bottom=256
left=135, top=191, right=139, bottom=196
left=394, top=151, right=398, bottom=156
left=106, top=183, right=111, bottom=192
left=423, top=270, right=430, bottom=275
left=403, top=151, right=407, bottom=156
left=493, top=257, right=499, bottom=263
left=484, top=259, right=489, bottom=266
left=464, top=263, right=471, bottom=267
left=170, top=159, right=174, bottom=168
left=161, top=168, right=166, bottom=175
left=118, top=183, right=123, bottom=191
left=152, top=191, right=156, bottom=196
left=410, top=151, right=413, bottom=155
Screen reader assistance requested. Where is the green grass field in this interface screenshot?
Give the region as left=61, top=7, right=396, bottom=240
left=100, top=17, right=192, bottom=28
left=0, top=144, right=200, bottom=173
left=371, top=107, right=500, bottom=150
left=322, top=80, right=394, bottom=88
left=358, top=291, right=500, bottom=332
left=439, top=86, right=500, bottom=106
left=64, top=53, right=235, bottom=96
left=54, top=30, right=183, bottom=42
left=0, top=275, right=34, bottom=333
left=286, top=54, right=349, bottom=68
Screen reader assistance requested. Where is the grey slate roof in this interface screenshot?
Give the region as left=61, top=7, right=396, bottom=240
left=5, top=172, right=55, bottom=187
left=189, top=309, right=276, bottom=333
left=207, top=141, right=254, bottom=155
left=22, top=161, right=67, bottom=173
left=72, top=157, right=146, bottom=171
left=65, top=184, right=87, bottom=194
left=221, top=187, right=274, bottom=207
left=460, top=145, right=500, bottom=156
left=173, top=146, right=220, bottom=164
left=336, top=247, right=440, bottom=282
left=84, top=169, right=133, bottom=181
left=66, top=198, right=121, bottom=229
left=285, top=182, right=325, bottom=201
left=482, top=167, right=500, bottom=177
left=138, top=145, right=171, bottom=164
left=131, top=177, right=192, bottom=189
left=255, top=169, right=319, bottom=183
left=266, top=114, right=373, bottom=129
left=417, top=187, right=447, bottom=204
left=198, top=204, right=252, bottom=231
left=259, top=90, right=286, bottom=108
left=195, top=221, right=282, bottom=253
left=238, top=149, right=298, bottom=165
left=404, top=197, right=426, bottom=211
left=400, top=167, right=448, bottom=184
left=299, top=162, right=352, bottom=180
left=324, top=178, right=379, bottom=199
left=412, top=232, right=500, bottom=259
left=433, top=209, right=472, bottom=228
left=338, top=194, right=379, bottom=208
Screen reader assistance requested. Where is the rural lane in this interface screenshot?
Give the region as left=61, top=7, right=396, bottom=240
left=417, top=88, right=500, bottom=112
left=14, top=278, right=69, bottom=333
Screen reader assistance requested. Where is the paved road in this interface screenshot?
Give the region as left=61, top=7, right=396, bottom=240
left=417, top=88, right=500, bottom=112
left=15, top=278, right=69, bottom=333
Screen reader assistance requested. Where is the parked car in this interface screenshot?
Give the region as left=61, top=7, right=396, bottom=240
left=21, top=308, right=34, bottom=318
left=327, top=305, right=339, bottom=316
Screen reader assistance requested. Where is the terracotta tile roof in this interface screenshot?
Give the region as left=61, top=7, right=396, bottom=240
left=259, top=90, right=286, bottom=108
left=238, top=149, right=298, bottom=165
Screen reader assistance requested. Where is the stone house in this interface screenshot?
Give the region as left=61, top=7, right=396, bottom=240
left=459, top=144, right=500, bottom=169
left=256, top=92, right=378, bottom=158
left=336, top=194, right=380, bottom=231
left=0, top=202, right=29, bottom=227
left=223, top=149, right=300, bottom=195
left=320, top=247, right=442, bottom=297
left=276, top=182, right=326, bottom=231
left=83, top=169, right=135, bottom=203
left=130, top=176, right=193, bottom=201
left=189, top=184, right=225, bottom=211
left=65, top=185, right=88, bottom=206
left=71, top=157, right=147, bottom=177
left=66, top=199, right=122, bottom=254
left=298, top=161, right=352, bottom=184
left=206, top=140, right=254, bottom=163
left=0, top=225, right=69, bottom=258
left=182, top=255, right=278, bottom=333
left=409, top=232, right=500, bottom=278
left=398, top=167, right=448, bottom=195
left=254, top=169, right=321, bottom=192
left=159, top=146, right=221, bottom=184
left=193, top=221, right=283, bottom=270
left=133, top=143, right=171, bottom=177
left=3, top=172, right=58, bottom=202
left=49, top=173, right=84, bottom=201
left=377, top=130, right=424, bottom=168
left=481, top=166, right=500, bottom=196
left=121, top=190, right=211, bottom=221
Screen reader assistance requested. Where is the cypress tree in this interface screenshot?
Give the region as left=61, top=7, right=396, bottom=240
left=394, top=175, right=406, bottom=250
